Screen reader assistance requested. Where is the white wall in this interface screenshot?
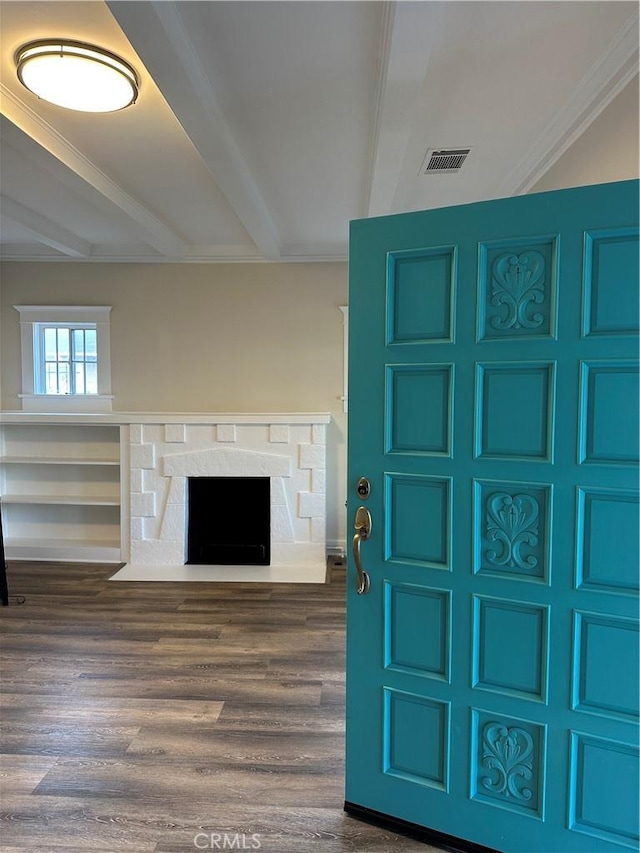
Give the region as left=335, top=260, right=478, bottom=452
left=0, top=261, right=348, bottom=550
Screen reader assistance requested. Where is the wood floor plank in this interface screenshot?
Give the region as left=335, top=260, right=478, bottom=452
left=0, top=755, right=59, bottom=794
left=0, top=797, right=434, bottom=852
left=33, top=759, right=343, bottom=805
left=0, top=618, right=227, bottom=639
left=0, top=794, right=161, bottom=851
left=0, top=847, right=154, bottom=853
left=1, top=675, right=321, bottom=706
left=0, top=654, right=271, bottom=673
left=125, top=728, right=342, bottom=763
left=0, top=724, right=140, bottom=758
left=0, top=695, right=224, bottom=726
left=0, top=635, right=167, bottom=655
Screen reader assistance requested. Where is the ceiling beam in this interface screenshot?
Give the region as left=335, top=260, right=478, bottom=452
left=0, top=85, right=187, bottom=259
left=1, top=195, right=91, bottom=257
left=366, top=2, right=446, bottom=218
left=108, top=0, right=282, bottom=261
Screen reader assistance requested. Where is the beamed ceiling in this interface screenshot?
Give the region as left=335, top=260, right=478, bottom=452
left=0, top=1, right=638, bottom=263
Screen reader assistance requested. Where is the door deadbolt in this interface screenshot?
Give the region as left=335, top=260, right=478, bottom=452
left=357, top=477, right=371, bottom=499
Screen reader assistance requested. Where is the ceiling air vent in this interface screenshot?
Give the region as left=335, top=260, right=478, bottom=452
left=420, top=148, right=471, bottom=175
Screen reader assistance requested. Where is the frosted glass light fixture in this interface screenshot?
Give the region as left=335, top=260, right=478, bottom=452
left=15, top=39, right=139, bottom=113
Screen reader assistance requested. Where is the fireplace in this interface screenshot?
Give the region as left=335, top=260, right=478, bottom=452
left=111, top=414, right=330, bottom=583
left=187, top=477, right=270, bottom=565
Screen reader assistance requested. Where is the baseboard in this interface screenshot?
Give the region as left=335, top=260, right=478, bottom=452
left=326, top=540, right=346, bottom=557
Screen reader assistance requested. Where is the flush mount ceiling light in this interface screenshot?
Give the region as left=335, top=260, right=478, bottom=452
left=15, top=39, right=139, bottom=113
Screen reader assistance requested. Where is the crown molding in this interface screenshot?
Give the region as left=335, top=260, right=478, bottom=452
left=0, top=246, right=346, bottom=264
left=498, top=12, right=639, bottom=197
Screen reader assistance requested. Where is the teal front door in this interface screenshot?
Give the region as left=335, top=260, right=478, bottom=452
left=345, top=180, right=639, bottom=853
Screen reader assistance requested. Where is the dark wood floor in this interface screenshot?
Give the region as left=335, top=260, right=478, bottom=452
left=0, top=560, right=436, bottom=853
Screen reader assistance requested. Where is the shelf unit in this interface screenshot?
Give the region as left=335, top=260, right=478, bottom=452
left=0, top=423, right=123, bottom=562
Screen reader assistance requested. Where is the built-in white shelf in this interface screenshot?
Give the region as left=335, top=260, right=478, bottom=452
left=2, top=494, right=120, bottom=506
left=0, top=421, right=123, bottom=563
left=0, top=456, right=120, bottom=466
left=4, top=537, right=121, bottom=563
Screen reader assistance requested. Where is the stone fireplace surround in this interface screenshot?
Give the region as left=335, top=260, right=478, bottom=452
left=111, top=413, right=331, bottom=583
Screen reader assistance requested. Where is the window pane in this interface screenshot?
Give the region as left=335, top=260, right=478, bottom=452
left=44, top=328, right=57, bottom=361
left=45, top=362, right=59, bottom=394
left=57, top=328, right=70, bottom=362
left=74, top=362, right=86, bottom=394
left=85, top=362, right=98, bottom=394
left=73, top=329, right=85, bottom=360
left=58, top=362, right=70, bottom=394
left=85, top=329, right=97, bottom=361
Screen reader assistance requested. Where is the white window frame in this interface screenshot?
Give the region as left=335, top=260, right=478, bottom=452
left=14, top=305, right=113, bottom=412
left=340, top=305, right=348, bottom=413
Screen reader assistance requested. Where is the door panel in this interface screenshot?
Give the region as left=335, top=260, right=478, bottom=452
left=346, top=180, right=639, bottom=853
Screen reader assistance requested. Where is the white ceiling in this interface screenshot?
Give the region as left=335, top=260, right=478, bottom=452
left=0, top=1, right=638, bottom=263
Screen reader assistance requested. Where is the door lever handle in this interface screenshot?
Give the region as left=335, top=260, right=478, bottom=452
left=352, top=506, right=371, bottom=595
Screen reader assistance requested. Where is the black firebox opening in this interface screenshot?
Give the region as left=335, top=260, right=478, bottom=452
left=187, top=477, right=270, bottom=566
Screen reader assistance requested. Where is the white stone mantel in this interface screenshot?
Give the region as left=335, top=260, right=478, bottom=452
left=0, top=411, right=331, bottom=426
